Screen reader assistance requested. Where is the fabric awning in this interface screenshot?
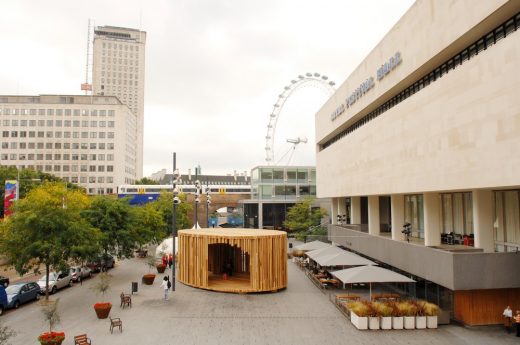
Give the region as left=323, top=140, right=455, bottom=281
left=294, top=240, right=330, bottom=251
left=305, top=245, right=344, bottom=260
left=331, top=265, right=415, bottom=299
left=331, top=265, right=415, bottom=284
left=314, top=251, right=376, bottom=267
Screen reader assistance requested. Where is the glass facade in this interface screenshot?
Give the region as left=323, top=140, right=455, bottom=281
left=250, top=166, right=316, bottom=201
left=441, top=192, right=473, bottom=235
left=404, top=194, right=424, bottom=238
left=494, top=190, right=520, bottom=252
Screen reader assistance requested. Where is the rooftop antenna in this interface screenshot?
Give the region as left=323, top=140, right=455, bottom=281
left=81, top=19, right=94, bottom=95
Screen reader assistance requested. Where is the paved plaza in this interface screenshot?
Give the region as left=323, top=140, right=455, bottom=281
left=2, top=257, right=518, bottom=345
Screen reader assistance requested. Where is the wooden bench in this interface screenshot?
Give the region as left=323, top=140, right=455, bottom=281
left=120, top=292, right=131, bottom=308
left=335, top=294, right=361, bottom=301
left=109, top=317, right=123, bottom=333
left=74, top=334, right=91, bottom=345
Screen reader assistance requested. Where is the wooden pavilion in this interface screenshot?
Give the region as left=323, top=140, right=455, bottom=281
left=178, top=228, right=287, bottom=293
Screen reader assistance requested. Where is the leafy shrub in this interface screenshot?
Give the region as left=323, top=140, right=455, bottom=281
left=372, top=301, right=393, bottom=317
left=347, top=301, right=371, bottom=317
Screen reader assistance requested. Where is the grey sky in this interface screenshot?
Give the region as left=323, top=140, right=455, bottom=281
left=0, top=0, right=415, bottom=176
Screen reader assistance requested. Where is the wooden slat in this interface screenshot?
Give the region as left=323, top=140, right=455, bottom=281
left=178, top=228, right=287, bottom=293
left=454, top=288, right=520, bottom=325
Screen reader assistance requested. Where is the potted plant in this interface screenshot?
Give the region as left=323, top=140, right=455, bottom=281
left=400, top=301, right=417, bottom=329
left=413, top=300, right=427, bottom=329
left=423, top=301, right=439, bottom=329
left=156, top=247, right=167, bottom=273
left=390, top=301, right=404, bottom=330
left=347, top=301, right=369, bottom=330
left=142, top=255, right=156, bottom=285
left=366, top=302, right=380, bottom=330
left=38, top=299, right=65, bottom=345
left=373, top=302, right=392, bottom=330
left=91, top=272, right=112, bottom=319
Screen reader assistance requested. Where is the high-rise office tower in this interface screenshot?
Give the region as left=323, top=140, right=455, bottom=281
left=92, top=26, right=146, bottom=179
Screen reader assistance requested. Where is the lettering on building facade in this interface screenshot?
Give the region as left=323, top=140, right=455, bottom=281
left=331, top=52, right=402, bottom=121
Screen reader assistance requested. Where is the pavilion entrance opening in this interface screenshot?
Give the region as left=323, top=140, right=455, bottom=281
left=207, top=243, right=251, bottom=291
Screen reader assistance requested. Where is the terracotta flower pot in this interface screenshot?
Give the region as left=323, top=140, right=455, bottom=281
left=38, top=331, right=65, bottom=345
left=93, top=302, right=112, bottom=319
left=156, top=265, right=166, bottom=273
left=142, top=274, right=156, bottom=285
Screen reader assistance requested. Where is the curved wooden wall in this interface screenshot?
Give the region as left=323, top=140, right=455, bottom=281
left=178, top=229, right=287, bottom=293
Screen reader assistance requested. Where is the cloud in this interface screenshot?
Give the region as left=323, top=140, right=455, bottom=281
left=0, top=0, right=415, bottom=177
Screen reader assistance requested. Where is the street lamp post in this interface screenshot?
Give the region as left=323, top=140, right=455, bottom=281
left=171, top=153, right=181, bottom=292
left=194, top=168, right=201, bottom=229
left=205, top=178, right=211, bottom=227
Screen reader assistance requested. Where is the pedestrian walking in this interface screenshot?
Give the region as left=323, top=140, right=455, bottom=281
left=168, top=254, right=173, bottom=269
left=503, top=305, right=513, bottom=333
left=160, top=276, right=169, bottom=300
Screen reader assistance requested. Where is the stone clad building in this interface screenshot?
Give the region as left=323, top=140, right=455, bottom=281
left=315, top=0, right=520, bottom=325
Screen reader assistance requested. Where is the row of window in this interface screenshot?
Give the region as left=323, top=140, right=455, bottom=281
left=1, top=153, right=115, bottom=161
left=2, top=131, right=115, bottom=139
left=2, top=120, right=115, bottom=127
left=7, top=164, right=114, bottom=173
left=101, top=57, right=138, bottom=66
left=320, top=11, right=520, bottom=151
left=1, top=142, right=114, bottom=150
left=0, top=108, right=116, bottom=116
left=102, top=50, right=138, bottom=59
left=102, top=42, right=139, bottom=51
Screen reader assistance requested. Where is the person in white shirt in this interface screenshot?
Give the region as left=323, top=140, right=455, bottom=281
left=503, top=305, right=513, bottom=333
left=160, top=276, right=169, bottom=300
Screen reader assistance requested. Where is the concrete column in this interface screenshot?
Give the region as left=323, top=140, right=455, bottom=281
left=391, top=194, right=405, bottom=241
left=331, top=198, right=338, bottom=225
left=368, top=196, right=380, bottom=236
left=351, top=196, right=361, bottom=224
left=258, top=202, right=263, bottom=229
left=472, top=189, right=494, bottom=252
left=424, top=192, right=441, bottom=246
left=338, top=197, right=346, bottom=223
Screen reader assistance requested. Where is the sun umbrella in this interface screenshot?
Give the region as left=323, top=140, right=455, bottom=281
left=331, top=265, right=415, bottom=299
left=294, top=240, right=330, bottom=251
left=314, top=251, right=376, bottom=267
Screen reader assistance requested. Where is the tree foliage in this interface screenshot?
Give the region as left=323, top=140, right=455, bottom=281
left=0, top=182, right=99, bottom=299
left=134, top=177, right=158, bottom=185
left=0, top=166, right=84, bottom=218
left=82, top=196, right=138, bottom=259
left=133, top=201, right=166, bottom=245
left=284, top=197, right=327, bottom=234
left=153, top=192, right=192, bottom=232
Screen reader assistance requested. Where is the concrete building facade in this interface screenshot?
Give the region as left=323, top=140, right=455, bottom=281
left=315, top=0, right=520, bottom=325
left=92, top=26, right=146, bottom=179
left=0, top=95, right=137, bottom=194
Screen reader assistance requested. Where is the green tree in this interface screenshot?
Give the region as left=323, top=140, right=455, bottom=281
left=133, top=201, right=166, bottom=246
left=0, top=182, right=99, bottom=300
left=134, top=177, right=158, bottom=185
left=284, top=197, right=327, bottom=234
left=0, top=166, right=84, bottom=218
left=82, top=196, right=139, bottom=259
left=154, top=192, right=192, bottom=232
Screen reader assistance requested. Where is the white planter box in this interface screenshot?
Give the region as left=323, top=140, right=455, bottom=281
left=404, top=316, right=415, bottom=329
left=427, top=315, right=438, bottom=329
left=380, top=316, right=392, bottom=330
left=416, top=316, right=427, bottom=329
left=368, top=317, right=380, bottom=330
left=350, top=312, right=368, bottom=330
left=392, top=316, right=404, bottom=329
